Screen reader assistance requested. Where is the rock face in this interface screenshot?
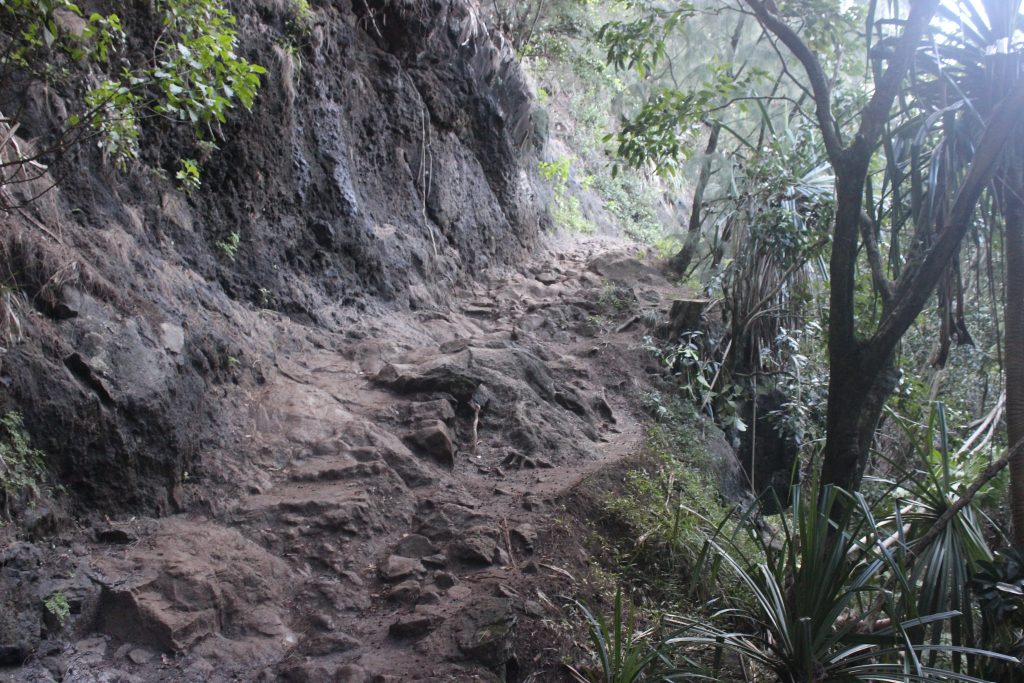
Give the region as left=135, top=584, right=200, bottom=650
left=0, top=0, right=545, bottom=519
left=0, top=1, right=548, bottom=673
left=0, top=543, right=42, bottom=665
left=92, top=518, right=295, bottom=657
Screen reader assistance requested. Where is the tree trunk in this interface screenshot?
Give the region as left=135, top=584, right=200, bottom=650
left=669, top=123, right=720, bottom=275
left=999, top=140, right=1024, bottom=545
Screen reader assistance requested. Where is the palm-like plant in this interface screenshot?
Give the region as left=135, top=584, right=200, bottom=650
left=972, top=547, right=1024, bottom=681
left=872, top=402, right=995, bottom=676
left=665, top=485, right=1017, bottom=682
left=900, top=0, right=1024, bottom=543
left=566, top=589, right=695, bottom=683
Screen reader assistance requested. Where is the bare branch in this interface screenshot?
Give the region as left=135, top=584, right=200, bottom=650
left=743, top=0, right=843, bottom=163
left=856, top=0, right=940, bottom=153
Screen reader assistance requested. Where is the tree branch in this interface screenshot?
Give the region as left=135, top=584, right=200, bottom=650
left=859, top=209, right=894, bottom=306
left=743, top=0, right=843, bottom=164
left=856, top=0, right=940, bottom=153
left=910, top=439, right=1019, bottom=559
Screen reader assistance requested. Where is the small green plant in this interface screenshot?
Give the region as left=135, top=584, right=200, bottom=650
left=603, top=395, right=760, bottom=602
left=44, top=592, right=70, bottom=626
left=286, top=0, right=314, bottom=36
left=598, top=281, right=635, bottom=314
left=216, top=231, right=240, bottom=260
left=175, top=158, right=201, bottom=192
left=0, top=411, right=46, bottom=517
left=566, top=589, right=688, bottom=683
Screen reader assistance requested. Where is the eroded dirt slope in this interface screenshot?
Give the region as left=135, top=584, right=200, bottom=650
left=2, top=237, right=727, bottom=682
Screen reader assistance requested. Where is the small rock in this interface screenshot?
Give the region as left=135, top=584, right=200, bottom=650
left=309, top=612, right=335, bottom=632
left=510, top=524, right=537, bottom=552
left=74, top=636, right=107, bottom=656
left=434, top=571, right=457, bottom=588
left=470, top=384, right=494, bottom=410
left=417, top=588, right=442, bottom=605
left=403, top=421, right=455, bottom=468
left=127, top=648, right=154, bottom=665
left=523, top=600, right=544, bottom=618
left=496, top=584, right=519, bottom=599
left=394, top=534, right=437, bottom=559
left=301, top=631, right=361, bottom=657
left=450, top=532, right=497, bottom=566
left=422, top=553, right=447, bottom=568
left=388, top=580, right=421, bottom=604
left=521, top=496, right=545, bottom=512
left=449, top=585, right=472, bottom=600
left=95, top=527, right=137, bottom=545
left=439, top=339, right=471, bottom=354
left=160, top=323, right=185, bottom=354
left=379, top=555, right=424, bottom=582
left=388, top=614, right=437, bottom=639
left=535, top=272, right=559, bottom=285
left=337, top=665, right=368, bottom=683
left=403, top=399, right=456, bottom=424
left=455, top=598, right=517, bottom=673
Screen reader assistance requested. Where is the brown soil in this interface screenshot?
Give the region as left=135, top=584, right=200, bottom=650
left=2, top=235, right=714, bottom=682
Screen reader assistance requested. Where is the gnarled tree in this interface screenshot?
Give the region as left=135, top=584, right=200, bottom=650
left=743, top=0, right=1024, bottom=499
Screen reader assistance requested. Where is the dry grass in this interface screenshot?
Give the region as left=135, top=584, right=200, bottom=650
left=0, top=219, right=117, bottom=321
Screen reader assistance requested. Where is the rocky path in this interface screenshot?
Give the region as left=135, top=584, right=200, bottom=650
left=8, top=237, right=693, bottom=683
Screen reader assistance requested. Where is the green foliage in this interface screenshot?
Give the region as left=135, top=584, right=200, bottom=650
left=604, top=393, right=759, bottom=601
left=216, top=231, right=240, bottom=260
left=92, top=0, right=266, bottom=164
left=539, top=157, right=595, bottom=234
left=643, top=333, right=746, bottom=433
left=2, top=0, right=265, bottom=170
left=0, top=411, right=46, bottom=515
left=870, top=402, right=1000, bottom=676
left=973, top=547, right=1024, bottom=680
left=175, top=158, right=201, bottom=191
left=567, top=589, right=689, bottom=683
left=285, top=0, right=314, bottom=37
left=606, top=63, right=760, bottom=177
left=44, top=592, right=70, bottom=626
left=597, top=281, right=636, bottom=314
left=596, top=5, right=693, bottom=79
left=668, top=485, right=1016, bottom=682
left=590, top=171, right=662, bottom=244
left=1, top=0, right=109, bottom=66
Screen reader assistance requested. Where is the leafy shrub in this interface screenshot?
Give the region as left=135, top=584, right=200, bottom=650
left=44, top=592, right=70, bottom=626
left=0, top=411, right=46, bottom=517
left=973, top=547, right=1024, bottom=681
left=216, top=231, right=241, bottom=260
left=1, top=0, right=266, bottom=184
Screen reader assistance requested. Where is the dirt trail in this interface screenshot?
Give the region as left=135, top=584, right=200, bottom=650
left=15, top=236, right=696, bottom=683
